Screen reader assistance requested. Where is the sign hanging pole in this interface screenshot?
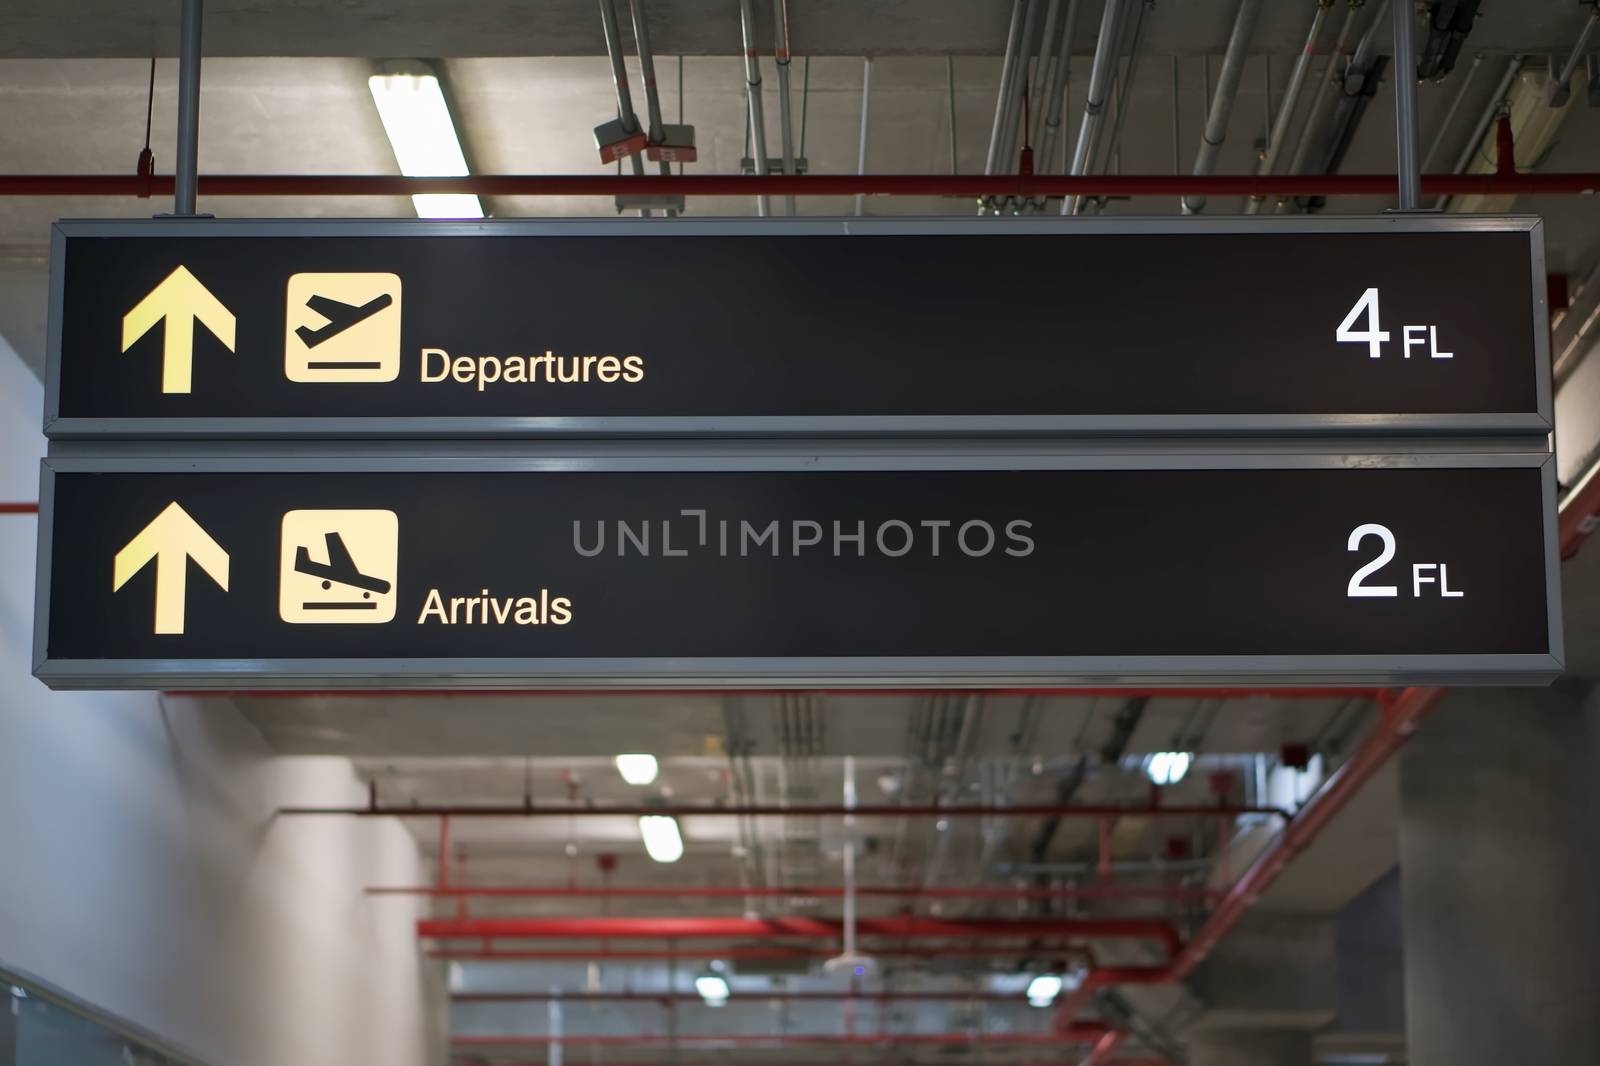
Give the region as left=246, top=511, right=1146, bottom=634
left=1392, top=0, right=1421, bottom=211
left=174, top=0, right=203, bottom=216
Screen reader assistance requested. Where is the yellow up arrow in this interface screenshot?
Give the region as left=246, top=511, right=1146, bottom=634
left=112, top=501, right=230, bottom=635
left=120, top=265, right=237, bottom=394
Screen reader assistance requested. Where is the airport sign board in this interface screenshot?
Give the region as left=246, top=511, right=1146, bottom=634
left=44, top=216, right=1550, bottom=438
left=32, top=446, right=1563, bottom=689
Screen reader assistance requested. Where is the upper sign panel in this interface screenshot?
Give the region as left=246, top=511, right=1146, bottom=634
left=45, top=217, right=1549, bottom=438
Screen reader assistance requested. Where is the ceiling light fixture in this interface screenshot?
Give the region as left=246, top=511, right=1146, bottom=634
left=367, top=68, right=484, bottom=220
left=637, top=814, right=684, bottom=863
left=1026, top=973, right=1063, bottom=1007
left=1144, top=751, right=1193, bottom=787
left=694, top=972, right=730, bottom=1006
left=615, top=753, right=660, bottom=786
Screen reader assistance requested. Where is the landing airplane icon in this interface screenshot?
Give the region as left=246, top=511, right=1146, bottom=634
left=294, top=530, right=392, bottom=606
left=294, top=293, right=395, bottom=349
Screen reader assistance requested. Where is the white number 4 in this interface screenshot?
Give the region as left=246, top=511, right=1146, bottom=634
left=1337, top=287, right=1390, bottom=359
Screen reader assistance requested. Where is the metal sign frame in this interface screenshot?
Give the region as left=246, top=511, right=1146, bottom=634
left=42, top=214, right=1552, bottom=440
left=32, top=439, right=1564, bottom=690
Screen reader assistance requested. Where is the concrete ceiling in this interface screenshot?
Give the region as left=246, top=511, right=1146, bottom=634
left=1, top=0, right=1593, bottom=58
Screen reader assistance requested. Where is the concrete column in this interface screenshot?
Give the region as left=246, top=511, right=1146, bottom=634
left=1186, top=1029, right=1313, bottom=1066
left=1399, top=686, right=1600, bottom=1066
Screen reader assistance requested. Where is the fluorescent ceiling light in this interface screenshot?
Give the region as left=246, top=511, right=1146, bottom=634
left=694, top=974, right=730, bottom=1005
left=367, top=71, right=484, bottom=220
left=615, top=753, right=660, bottom=786
left=638, top=814, right=684, bottom=863
left=1025, top=973, right=1062, bottom=1007
left=1144, top=751, right=1193, bottom=787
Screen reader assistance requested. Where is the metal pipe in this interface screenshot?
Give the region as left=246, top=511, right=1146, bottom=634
left=1035, top=0, right=1081, bottom=194
left=1063, top=0, right=1126, bottom=214
left=986, top=0, right=1030, bottom=175
left=771, top=0, right=798, bottom=215
left=1089, top=0, right=1152, bottom=203
left=371, top=883, right=1224, bottom=902
left=1276, top=0, right=1358, bottom=212
left=418, top=915, right=1184, bottom=952
left=735, top=0, right=771, bottom=216
left=839, top=754, right=858, bottom=960
left=1245, top=0, right=1332, bottom=214
left=1029, top=0, right=1065, bottom=144
left=18, top=170, right=1590, bottom=200
left=1554, top=7, right=1600, bottom=96
left=1391, top=0, right=1421, bottom=209
left=286, top=801, right=1293, bottom=820
left=854, top=57, right=872, bottom=216
left=1183, top=0, right=1265, bottom=213
left=626, top=0, right=677, bottom=215
left=996, top=0, right=1045, bottom=178
left=174, top=0, right=203, bottom=215
left=1434, top=53, right=1524, bottom=209
left=946, top=56, right=959, bottom=174
left=1420, top=52, right=1482, bottom=173
left=597, top=0, right=641, bottom=133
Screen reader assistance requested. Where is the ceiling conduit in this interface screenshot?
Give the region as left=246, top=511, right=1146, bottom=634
left=1182, top=0, right=1264, bottom=214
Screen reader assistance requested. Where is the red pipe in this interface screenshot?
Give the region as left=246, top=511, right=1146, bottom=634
left=0, top=503, right=38, bottom=514
left=450, top=1029, right=1112, bottom=1048
left=373, top=883, right=1222, bottom=903
left=455, top=990, right=1090, bottom=1004
left=1052, top=685, right=1445, bottom=1034
left=419, top=916, right=1182, bottom=954
left=3, top=172, right=1598, bottom=198
left=430, top=945, right=1092, bottom=962
left=290, top=801, right=1289, bottom=820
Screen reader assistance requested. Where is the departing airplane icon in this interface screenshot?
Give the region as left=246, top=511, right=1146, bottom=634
left=294, top=292, right=395, bottom=349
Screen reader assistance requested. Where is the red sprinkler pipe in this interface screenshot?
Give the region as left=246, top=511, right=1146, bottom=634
left=1051, top=685, right=1446, bottom=1034
left=2, top=172, right=1598, bottom=198
left=418, top=915, right=1182, bottom=954
left=455, top=990, right=1098, bottom=1004
left=429, top=944, right=1093, bottom=962
left=373, top=883, right=1223, bottom=903
left=189, top=686, right=1380, bottom=699
left=0, top=503, right=38, bottom=514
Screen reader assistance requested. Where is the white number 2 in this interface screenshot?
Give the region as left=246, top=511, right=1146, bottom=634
left=1336, top=287, right=1391, bottom=359
left=1347, top=523, right=1399, bottom=598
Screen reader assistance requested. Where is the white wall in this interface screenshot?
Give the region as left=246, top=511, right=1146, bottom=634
left=0, top=338, right=445, bottom=1066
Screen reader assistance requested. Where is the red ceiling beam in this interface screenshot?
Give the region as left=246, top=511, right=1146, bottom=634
left=419, top=915, right=1181, bottom=955
left=455, top=990, right=1087, bottom=1004
left=430, top=945, right=1096, bottom=962
left=0, top=503, right=38, bottom=514
left=3, top=172, right=1599, bottom=198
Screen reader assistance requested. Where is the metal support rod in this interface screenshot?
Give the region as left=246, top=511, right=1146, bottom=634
left=1183, top=0, right=1264, bottom=214
left=1420, top=52, right=1482, bottom=172
left=986, top=0, right=1030, bottom=175
left=627, top=0, right=677, bottom=212
left=1554, top=7, right=1600, bottom=95
left=1064, top=0, right=1127, bottom=214
left=1244, top=0, right=1332, bottom=214
left=1029, top=0, right=1065, bottom=145
left=1035, top=0, right=1080, bottom=192
left=771, top=0, right=798, bottom=215
left=855, top=57, right=872, bottom=216
left=946, top=56, right=959, bottom=174
left=1434, top=52, right=1523, bottom=209
left=597, top=0, right=641, bottom=132
left=173, top=0, right=203, bottom=215
left=736, top=0, right=771, bottom=216
left=996, top=0, right=1044, bottom=177
left=1391, top=0, right=1421, bottom=209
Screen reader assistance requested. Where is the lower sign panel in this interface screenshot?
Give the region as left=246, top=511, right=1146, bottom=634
left=34, top=454, right=1561, bottom=687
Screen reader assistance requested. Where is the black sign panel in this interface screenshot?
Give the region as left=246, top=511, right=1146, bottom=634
left=34, top=456, right=1561, bottom=687
left=45, top=217, right=1549, bottom=437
